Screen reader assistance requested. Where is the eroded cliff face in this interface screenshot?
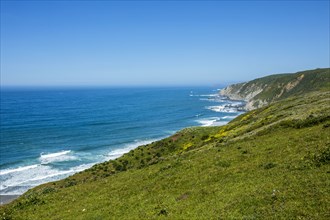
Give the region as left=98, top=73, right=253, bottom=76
left=220, top=83, right=264, bottom=101
left=218, top=68, right=326, bottom=111
left=219, top=83, right=247, bottom=100
left=220, top=83, right=265, bottom=110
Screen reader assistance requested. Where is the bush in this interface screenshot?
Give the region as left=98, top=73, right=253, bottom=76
left=216, top=160, right=231, bottom=168
left=64, top=179, right=77, bottom=188
left=111, top=161, right=124, bottom=171
left=323, top=123, right=330, bottom=128
left=263, top=162, right=276, bottom=169
left=279, top=115, right=330, bottom=129
left=201, top=135, right=209, bottom=140
left=314, top=147, right=330, bottom=166
left=41, top=187, right=56, bottom=194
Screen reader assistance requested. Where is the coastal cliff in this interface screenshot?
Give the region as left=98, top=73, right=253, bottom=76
left=220, top=68, right=330, bottom=110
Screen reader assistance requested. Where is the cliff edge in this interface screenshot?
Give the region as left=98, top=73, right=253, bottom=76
left=220, top=68, right=330, bottom=110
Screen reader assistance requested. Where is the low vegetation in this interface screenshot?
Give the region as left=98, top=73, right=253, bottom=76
left=220, top=68, right=330, bottom=110
left=1, top=73, right=329, bottom=219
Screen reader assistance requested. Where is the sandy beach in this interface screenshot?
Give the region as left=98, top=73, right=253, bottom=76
left=0, top=195, right=20, bottom=205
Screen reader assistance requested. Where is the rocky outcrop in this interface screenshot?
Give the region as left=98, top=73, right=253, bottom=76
left=220, top=83, right=265, bottom=110
left=219, top=68, right=329, bottom=111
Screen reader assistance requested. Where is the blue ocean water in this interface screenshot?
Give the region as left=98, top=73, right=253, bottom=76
left=0, top=87, right=243, bottom=195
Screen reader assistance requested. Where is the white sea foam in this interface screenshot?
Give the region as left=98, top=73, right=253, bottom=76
left=199, top=94, right=219, bottom=97
left=199, top=98, right=226, bottom=102
left=206, top=105, right=238, bottom=113
left=40, top=150, right=71, bottom=159
left=39, top=150, right=77, bottom=164
left=197, top=116, right=237, bottom=127
left=1, top=139, right=166, bottom=195
left=0, top=149, right=96, bottom=195
left=0, top=164, right=56, bottom=193
left=212, top=121, right=228, bottom=126
left=189, top=93, right=219, bottom=98
left=0, top=162, right=95, bottom=195
left=14, top=163, right=94, bottom=186
left=106, top=138, right=162, bottom=160
left=0, top=164, right=40, bottom=176
left=221, top=115, right=237, bottom=119
left=227, top=101, right=244, bottom=107
left=196, top=117, right=220, bottom=127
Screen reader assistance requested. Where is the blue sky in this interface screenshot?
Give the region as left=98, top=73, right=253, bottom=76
left=1, top=1, right=329, bottom=86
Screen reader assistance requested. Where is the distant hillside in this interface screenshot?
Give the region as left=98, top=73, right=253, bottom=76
left=1, top=69, right=329, bottom=219
left=220, top=68, right=330, bottom=110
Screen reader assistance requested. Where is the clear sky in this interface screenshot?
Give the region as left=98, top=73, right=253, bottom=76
left=1, top=0, right=329, bottom=86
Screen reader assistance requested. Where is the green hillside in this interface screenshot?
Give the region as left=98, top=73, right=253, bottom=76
left=220, top=68, right=330, bottom=110
left=1, top=73, right=330, bottom=219
left=253, top=68, right=329, bottom=99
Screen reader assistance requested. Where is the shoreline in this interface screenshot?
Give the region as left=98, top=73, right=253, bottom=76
left=0, top=91, right=243, bottom=205
left=0, top=195, right=20, bottom=205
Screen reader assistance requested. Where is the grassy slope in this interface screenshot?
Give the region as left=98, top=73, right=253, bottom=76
left=1, top=94, right=330, bottom=219
left=223, top=68, right=330, bottom=106
left=253, top=68, right=330, bottom=101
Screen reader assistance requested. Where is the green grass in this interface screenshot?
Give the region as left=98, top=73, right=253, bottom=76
left=1, top=91, right=330, bottom=219
left=222, top=68, right=330, bottom=109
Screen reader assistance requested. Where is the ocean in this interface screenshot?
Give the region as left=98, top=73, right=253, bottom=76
left=0, top=87, right=244, bottom=195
